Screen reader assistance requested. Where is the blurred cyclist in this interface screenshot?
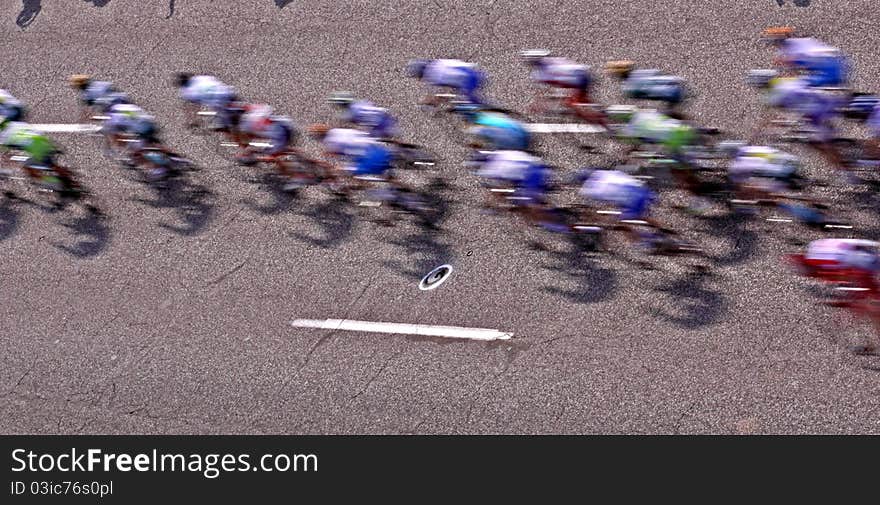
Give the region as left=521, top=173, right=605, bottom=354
left=787, top=238, right=880, bottom=355
left=234, top=104, right=304, bottom=191
left=104, top=102, right=169, bottom=180
left=577, top=167, right=663, bottom=250
left=307, top=123, right=396, bottom=196
left=519, top=50, right=605, bottom=125
left=471, top=149, right=562, bottom=232
left=461, top=106, right=532, bottom=151
left=175, top=73, right=237, bottom=131
left=406, top=58, right=487, bottom=109
left=69, top=75, right=127, bottom=122
left=746, top=69, right=849, bottom=179
left=762, top=27, right=849, bottom=89
left=327, top=92, right=400, bottom=141
left=605, top=60, right=688, bottom=119
left=0, top=90, right=26, bottom=126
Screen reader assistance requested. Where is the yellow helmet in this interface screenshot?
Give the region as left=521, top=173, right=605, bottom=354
left=605, top=60, right=634, bottom=76
left=69, top=74, right=91, bottom=89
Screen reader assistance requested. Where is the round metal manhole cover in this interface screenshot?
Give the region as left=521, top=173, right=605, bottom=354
left=419, top=264, right=453, bottom=291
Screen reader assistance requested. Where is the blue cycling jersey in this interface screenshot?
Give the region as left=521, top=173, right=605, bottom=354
left=351, top=143, right=394, bottom=176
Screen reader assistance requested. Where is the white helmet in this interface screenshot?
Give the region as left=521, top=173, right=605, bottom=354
left=520, top=49, right=551, bottom=66
left=746, top=69, right=778, bottom=89
left=328, top=91, right=355, bottom=108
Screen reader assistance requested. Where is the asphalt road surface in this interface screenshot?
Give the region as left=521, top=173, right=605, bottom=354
left=2, top=0, right=880, bottom=434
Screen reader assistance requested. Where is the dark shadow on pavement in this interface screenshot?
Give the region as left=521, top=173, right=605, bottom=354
left=18, top=0, right=114, bottom=29
left=541, top=241, right=618, bottom=304
left=651, top=272, right=727, bottom=329
left=0, top=198, right=20, bottom=241
left=17, top=0, right=41, bottom=28
left=276, top=0, right=295, bottom=7
left=240, top=173, right=298, bottom=216
left=132, top=177, right=214, bottom=236
left=52, top=211, right=110, bottom=258
left=166, top=0, right=175, bottom=19
left=701, top=212, right=760, bottom=267
left=383, top=227, right=454, bottom=280
left=289, top=198, right=356, bottom=249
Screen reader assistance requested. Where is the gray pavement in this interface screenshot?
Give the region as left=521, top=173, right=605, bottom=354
left=2, top=0, right=880, bottom=434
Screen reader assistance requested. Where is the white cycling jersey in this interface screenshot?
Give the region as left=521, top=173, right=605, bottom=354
left=729, top=146, right=798, bottom=180
left=323, top=128, right=373, bottom=158
left=240, top=105, right=274, bottom=135
left=781, top=37, right=840, bottom=63
left=0, top=89, right=21, bottom=107
left=579, top=169, right=645, bottom=206
left=81, top=81, right=114, bottom=105
left=531, top=58, right=589, bottom=87
left=475, top=150, right=542, bottom=182
left=181, top=75, right=234, bottom=108
left=423, top=59, right=478, bottom=88
left=106, top=103, right=154, bottom=136
left=806, top=239, right=880, bottom=271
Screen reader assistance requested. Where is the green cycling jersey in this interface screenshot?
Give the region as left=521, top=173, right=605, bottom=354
left=2, top=125, right=56, bottom=164
left=620, top=110, right=695, bottom=153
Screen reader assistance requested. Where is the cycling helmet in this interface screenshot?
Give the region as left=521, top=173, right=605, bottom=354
left=327, top=91, right=355, bottom=108
left=174, top=72, right=193, bottom=88
left=406, top=59, right=429, bottom=79
left=69, top=74, right=91, bottom=90
left=605, top=60, right=635, bottom=78
left=520, top=49, right=550, bottom=66
left=762, top=26, right=794, bottom=40
left=746, top=69, right=778, bottom=89
left=307, top=123, right=331, bottom=139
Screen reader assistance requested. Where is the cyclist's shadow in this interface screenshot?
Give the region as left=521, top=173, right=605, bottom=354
left=0, top=198, right=20, bottom=242
left=51, top=210, right=111, bottom=258
left=650, top=271, right=727, bottom=329
left=132, top=177, right=215, bottom=236
left=540, top=242, right=618, bottom=304
left=699, top=212, right=760, bottom=267
left=240, top=172, right=299, bottom=216
left=382, top=226, right=454, bottom=280
left=288, top=197, right=357, bottom=249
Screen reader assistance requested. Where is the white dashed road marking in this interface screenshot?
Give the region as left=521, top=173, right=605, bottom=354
left=291, top=319, right=513, bottom=341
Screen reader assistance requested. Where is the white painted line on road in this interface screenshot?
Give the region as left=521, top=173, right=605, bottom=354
left=291, top=319, right=513, bottom=341
left=30, top=124, right=102, bottom=134
left=524, top=123, right=606, bottom=134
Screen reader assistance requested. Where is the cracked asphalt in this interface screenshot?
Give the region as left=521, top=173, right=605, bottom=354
left=2, top=0, right=880, bottom=434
